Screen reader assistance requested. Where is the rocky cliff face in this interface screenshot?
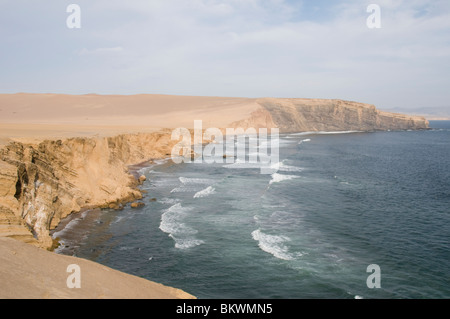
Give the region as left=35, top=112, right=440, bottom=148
left=257, top=98, right=429, bottom=132
left=0, top=131, right=177, bottom=249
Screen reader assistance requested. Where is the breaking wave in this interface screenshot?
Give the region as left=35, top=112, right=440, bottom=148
left=194, top=186, right=216, bottom=198
left=159, top=203, right=204, bottom=249
left=269, top=173, right=300, bottom=185
left=251, top=229, right=295, bottom=261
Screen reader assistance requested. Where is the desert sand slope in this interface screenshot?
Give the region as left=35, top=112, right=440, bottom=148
left=0, top=93, right=260, bottom=133
left=0, top=237, right=195, bottom=299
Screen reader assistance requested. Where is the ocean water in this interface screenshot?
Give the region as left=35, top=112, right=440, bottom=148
left=53, top=121, right=450, bottom=299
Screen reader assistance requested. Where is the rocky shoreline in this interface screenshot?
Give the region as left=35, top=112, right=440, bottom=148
left=0, top=132, right=178, bottom=250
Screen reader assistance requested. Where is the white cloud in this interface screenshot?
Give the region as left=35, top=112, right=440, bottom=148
left=1, top=0, right=449, bottom=108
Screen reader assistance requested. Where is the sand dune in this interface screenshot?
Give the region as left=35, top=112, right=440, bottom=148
left=0, top=93, right=260, bottom=141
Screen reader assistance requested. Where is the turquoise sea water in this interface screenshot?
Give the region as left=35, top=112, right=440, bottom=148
left=53, top=121, right=450, bottom=299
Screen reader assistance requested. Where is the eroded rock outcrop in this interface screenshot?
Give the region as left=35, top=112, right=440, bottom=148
left=0, top=131, right=177, bottom=249
left=0, top=160, right=38, bottom=245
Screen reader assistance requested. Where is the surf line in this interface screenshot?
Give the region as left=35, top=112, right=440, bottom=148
left=170, top=120, right=280, bottom=175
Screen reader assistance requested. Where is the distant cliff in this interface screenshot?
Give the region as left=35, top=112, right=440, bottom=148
left=254, top=98, right=429, bottom=132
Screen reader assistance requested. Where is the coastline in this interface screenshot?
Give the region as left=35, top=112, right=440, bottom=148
left=0, top=93, right=429, bottom=299
left=49, top=158, right=166, bottom=255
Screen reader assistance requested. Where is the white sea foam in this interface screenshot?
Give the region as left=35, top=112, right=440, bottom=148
left=298, top=138, right=311, bottom=145
left=159, top=203, right=193, bottom=234
left=194, top=186, right=216, bottom=198
left=52, top=211, right=89, bottom=239
left=274, top=161, right=303, bottom=172
left=289, top=131, right=316, bottom=136
left=179, top=177, right=215, bottom=185
left=290, top=131, right=362, bottom=138
left=113, top=215, right=127, bottom=224
left=159, top=197, right=181, bottom=205
left=170, top=186, right=196, bottom=193
left=251, top=229, right=294, bottom=261
left=159, top=203, right=204, bottom=249
left=269, top=173, right=300, bottom=185
left=137, top=159, right=169, bottom=175
left=171, top=177, right=216, bottom=193
left=316, top=131, right=362, bottom=135
left=171, top=236, right=205, bottom=249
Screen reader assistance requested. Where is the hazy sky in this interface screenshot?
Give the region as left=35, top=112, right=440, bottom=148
left=1, top=0, right=449, bottom=110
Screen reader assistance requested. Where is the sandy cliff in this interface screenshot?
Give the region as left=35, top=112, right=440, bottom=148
left=256, top=98, right=429, bottom=132
left=0, top=132, right=178, bottom=249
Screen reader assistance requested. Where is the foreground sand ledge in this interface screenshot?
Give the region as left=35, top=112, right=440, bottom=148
left=0, top=237, right=195, bottom=299
left=0, top=93, right=428, bottom=299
